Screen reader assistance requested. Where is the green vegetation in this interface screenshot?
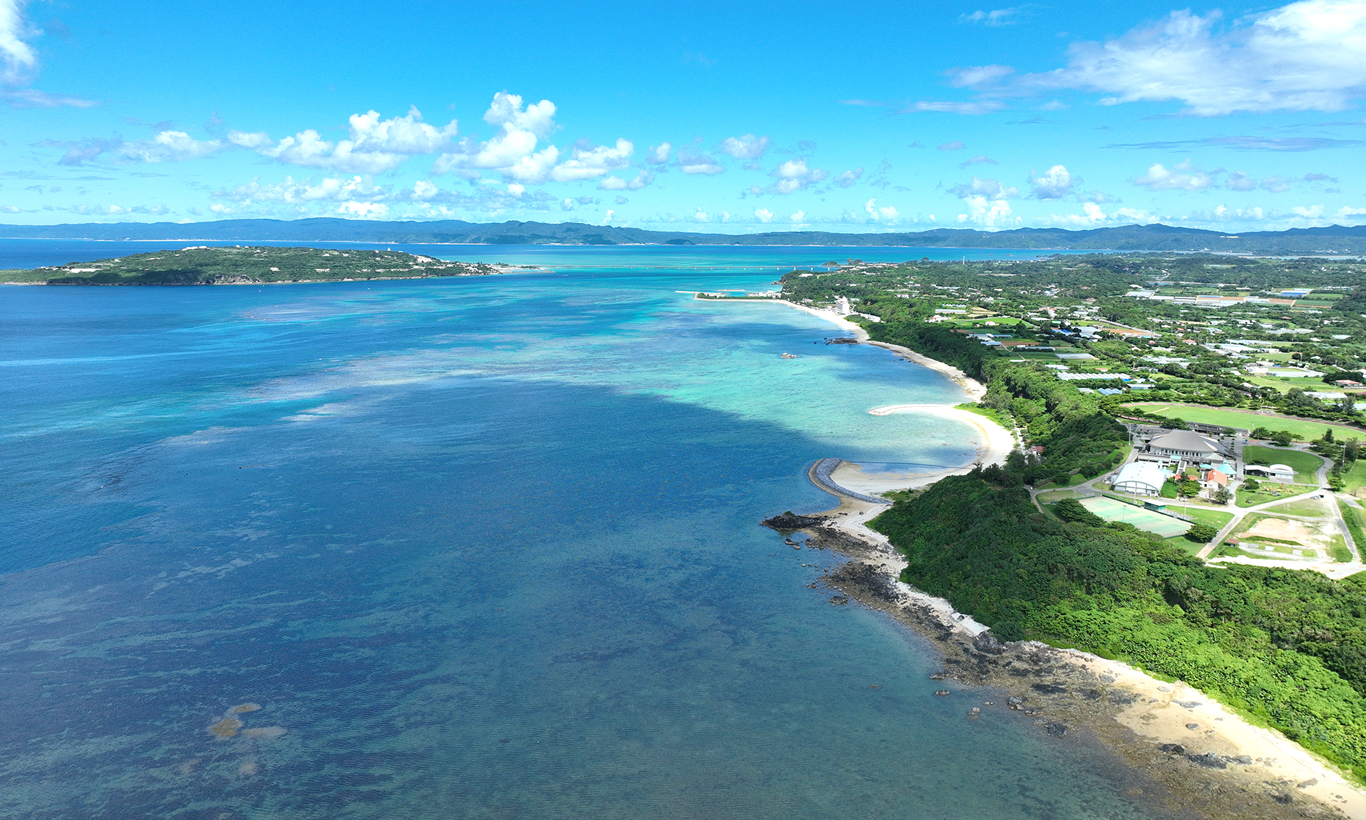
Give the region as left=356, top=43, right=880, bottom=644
left=780, top=253, right=1366, bottom=781
left=1341, top=501, right=1366, bottom=562
left=0, top=246, right=505, bottom=285
left=1243, top=445, right=1324, bottom=484
left=870, top=469, right=1366, bottom=780
left=1236, top=483, right=1316, bottom=507
left=1127, top=404, right=1363, bottom=441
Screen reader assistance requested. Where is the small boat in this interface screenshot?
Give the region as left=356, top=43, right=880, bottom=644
left=781, top=353, right=798, bottom=359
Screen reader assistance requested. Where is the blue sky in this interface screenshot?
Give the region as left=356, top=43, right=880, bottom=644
left=0, top=0, right=1363, bottom=232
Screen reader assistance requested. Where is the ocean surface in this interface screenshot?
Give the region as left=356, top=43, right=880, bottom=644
left=0, top=241, right=1181, bottom=819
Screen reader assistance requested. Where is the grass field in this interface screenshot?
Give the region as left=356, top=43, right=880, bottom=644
left=1124, top=403, right=1363, bottom=440
left=1338, top=500, right=1365, bottom=560
left=1244, top=445, right=1323, bottom=484
left=1342, top=460, right=1366, bottom=498
left=1236, top=483, right=1316, bottom=507
left=1269, top=497, right=1329, bottom=517
left=1080, top=496, right=1191, bottom=538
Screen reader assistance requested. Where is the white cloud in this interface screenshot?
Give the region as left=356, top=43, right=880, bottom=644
left=1227, top=172, right=1259, bottom=191
left=1131, top=160, right=1218, bottom=191
left=958, top=195, right=1016, bottom=227
left=549, top=138, right=633, bottom=182
left=0, top=0, right=37, bottom=83
left=1028, top=164, right=1077, bottom=199
left=678, top=145, right=724, bottom=175
left=432, top=92, right=560, bottom=181
left=692, top=209, right=709, bottom=223
left=833, top=168, right=863, bottom=188
left=769, top=158, right=828, bottom=194
left=937, top=141, right=966, bottom=151
left=959, top=155, right=997, bottom=168
left=212, top=175, right=385, bottom=204
left=1024, top=1, right=1366, bottom=114
left=232, top=106, right=458, bottom=174
left=646, top=142, right=672, bottom=164
left=719, top=134, right=771, bottom=161
left=754, top=207, right=774, bottom=223
left=950, top=177, right=1019, bottom=199
left=948, top=64, right=1014, bottom=87
left=1338, top=205, right=1366, bottom=218
left=790, top=210, right=807, bottom=225
left=904, top=100, right=1005, bottom=114
left=1293, top=204, right=1325, bottom=218
left=959, top=7, right=1025, bottom=26
left=119, top=130, right=225, bottom=163
left=864, top=198, right=899, bottom=223
left=596, top=169, right=653, bottom=191
left=338, top=201, right=388, bottom=219
left=1260, top=175, right=1294, bottom=193
left=413, top=180, right=439, bottom=199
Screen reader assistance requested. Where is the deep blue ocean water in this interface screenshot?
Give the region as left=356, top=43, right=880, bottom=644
left=0, top=241, right=1181, bottom=819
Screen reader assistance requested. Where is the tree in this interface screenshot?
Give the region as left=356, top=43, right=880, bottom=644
left=1272, top=430, right=1294, bottom=447
left=1252, top=426, right=1276, bottom=440
left=1186, top=523, right=1218, bottom=543
left=1177, top=478, right=1201, bottom=498
left=1243, top=477, right=1261, bottom=492
left=1325, top=427, right=1335, bottom=443
left=1211, top=486, right=1233, bottom=505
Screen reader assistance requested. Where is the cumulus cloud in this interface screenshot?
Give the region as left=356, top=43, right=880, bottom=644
left=937, top=141, right=966, bottom=150
left=597, top=170, right=653, bottom=191
left=45, top=131, right=226, bottom=166
left=549, top=138, right=633, bottom=182
left=864, top=198, right=899, bottom=222
left=769, top=158, right=828, bottom=194
left=1131, top=160, right=1219, bottom=191
left=677, top=144, right=724, bottom=175
left=1227, top=172, right=1259, bottom=191
left=431, top=92, right=558, bottom=181
left=719, top=134, right=771, bottom=160
left=950, top=177, right=1019, bottom=199
left=0, top=0, right=38, bottom=83
left=212, top=175, right=387, bottom=204
left=754, top=207, right=773, bottom=223
left=232, top=106, right=459, bottom=174
left=646, top=142, right=672, bottom=164
left=1028, top=165, right=1077, bottom=199
left=958, top=196, right=1016, bottom=227
left=790, top=210, right=807, bottom=225
left=832, top=168, right=863, bottom=188
left=1019, top=1, right=1366, bottom=114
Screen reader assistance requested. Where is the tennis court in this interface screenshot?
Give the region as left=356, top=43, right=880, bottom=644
left=1080, top=496, right=1191, bottom=538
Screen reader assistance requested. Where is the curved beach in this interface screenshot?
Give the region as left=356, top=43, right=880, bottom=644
left=761, top=298, right=1366, bottom=820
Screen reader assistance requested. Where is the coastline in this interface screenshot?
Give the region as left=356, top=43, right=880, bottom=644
left=743, top=296, right=1366, bottom=819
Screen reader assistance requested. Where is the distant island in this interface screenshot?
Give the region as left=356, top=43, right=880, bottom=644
left=2, top=217, right=1366, bottom=255
left=0, top=246, right=513, bottom=285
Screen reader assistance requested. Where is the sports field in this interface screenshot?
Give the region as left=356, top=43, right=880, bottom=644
left=1080, top=496, right=1192, bottom=538
left=1123, top=403, right=1361, bottom=441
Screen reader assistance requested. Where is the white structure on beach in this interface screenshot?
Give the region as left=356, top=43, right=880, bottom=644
left=1112, top=461, right=1166, bottom=496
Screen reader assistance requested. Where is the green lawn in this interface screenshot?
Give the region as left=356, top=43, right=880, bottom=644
left=1338, top=500, right=1365, bottom=560
left=1182, top=507, right=1235, bottom=528
left=954, top=403, right=1013, bottom=431
left=1269, top=497, right=1329, bottom=517
left=1243, top=445, right=1324, bottom=484
left=1341, top=460, right=1366, bottom=497
left=1236, top=483, right=1317, bottom=507
left=1125, top=403, right=1363, bottom=440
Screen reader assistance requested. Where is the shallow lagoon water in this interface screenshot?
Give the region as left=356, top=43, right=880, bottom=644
left=0, top=244, right=1182, bottom=818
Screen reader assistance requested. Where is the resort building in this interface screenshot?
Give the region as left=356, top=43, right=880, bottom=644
left=1245, top=464, right=1296, bottom=484
left=1111, top=461, right=1166, bottom=496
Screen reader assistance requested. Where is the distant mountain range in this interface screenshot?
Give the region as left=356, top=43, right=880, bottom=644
left=3, top=218, right=1366, bottom=254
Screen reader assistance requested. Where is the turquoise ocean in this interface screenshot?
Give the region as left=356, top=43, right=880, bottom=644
left=0, top=241, right=1184, bottom=819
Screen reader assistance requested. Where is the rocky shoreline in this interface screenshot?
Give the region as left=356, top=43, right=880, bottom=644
left=763, top=512, right=1351, bottom=820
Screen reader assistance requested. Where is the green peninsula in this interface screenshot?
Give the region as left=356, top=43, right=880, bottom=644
left=0, top=245, right=508, bottom=285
